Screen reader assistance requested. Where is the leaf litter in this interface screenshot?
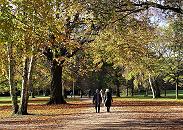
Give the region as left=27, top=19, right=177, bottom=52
left=0, top=99, right=183, bottom=129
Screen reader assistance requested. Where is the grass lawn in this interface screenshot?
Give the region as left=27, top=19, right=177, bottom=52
left=0, top=96, right=11, bottom=101
left=121, top=89, right=183, bottom=99
left=0, top=89, right=183, bottom=106
left=0, top=96, right=83, bottom=106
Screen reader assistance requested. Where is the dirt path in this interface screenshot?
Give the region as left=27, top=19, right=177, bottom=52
left=62, top=105, right=183, bottom=130
left=1, top=99, right=183, bottom=130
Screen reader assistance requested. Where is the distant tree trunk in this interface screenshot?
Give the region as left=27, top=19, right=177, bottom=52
left=164, top=89, right=166, bottom=97
left=137, top=83, right=142, bottom=95
left=7, top=43, right=19, bottom=114
left=131, top=85, right=134, bottom=97
left=145, top=88, right=148, bottom=97
left=131, top=78, right=135, bottom=96
left=63, top=81, right=67, bottom=99
left=80, top=90, right=83, bottom=98
left=47, top=60, right=66, bottom=104
left=126, top=87, right=129, bottom=97
left=18, top=57, right=29, bottom=115
left=98, top=71, right=104, bottom=90
left=73, top=81, right=75, bottom=98
left=176, top=77, right=179, bottom=99
left=116, top=80, right=120, bottom=97
left=149, top=74, right=155, bottom=99
left=155, top=86, right=161, bottom=98
left=127, top=78, right=134, bottom=97
left=30, top=89, right=35, bottom=98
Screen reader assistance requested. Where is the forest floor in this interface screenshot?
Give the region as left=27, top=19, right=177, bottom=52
left=1, top=98, right=183, bottom=130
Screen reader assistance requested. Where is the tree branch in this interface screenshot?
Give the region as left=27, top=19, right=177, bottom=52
left=111, top=7, right=146, bottom=24
left=132, top=1, right=183, bottom=14
left=0, top=79, right=8, bottom=85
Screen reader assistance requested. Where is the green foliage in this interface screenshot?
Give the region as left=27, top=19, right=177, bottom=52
left=157, top=19, right=183, bottom=86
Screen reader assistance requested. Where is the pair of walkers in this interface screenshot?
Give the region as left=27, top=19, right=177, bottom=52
left=93, top=89, right=113, bottom=113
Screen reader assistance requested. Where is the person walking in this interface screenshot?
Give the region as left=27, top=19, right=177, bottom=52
left=93, top=89, right=102, bottom=113
left=100, top=89, right=104, bottom=105
left=104, top=89, right=113, bottom=112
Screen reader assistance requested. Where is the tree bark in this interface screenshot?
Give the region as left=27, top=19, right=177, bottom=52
left=176, top=77, right=179, bottom=99
left=145, top=88, right=148, bottom=97
left=127, top=78, right=134, bottom=97
left=18, top=54, right=34, bottom=115
left=149, top=74, right=155, bottom=99
left=47, top=60, right=66, bottom=104
left=18, top=57, right=29, bottom=115
left=126, top=87, right=129, bottom=97
left=154, top=78, right=161, bottom=98
left=116, top=80, right=120, bottom=97
left=131, top=87, right=134, bottom=97
left=7, top=43, right=19, bottom=114
left=155, top=86, right=161, bottom=98
left=29, top=55, right=35, bottom=98
left=131, top=78, right=135, bottom=97
left=98, top=71, right=104, bottom=91
left=164, top=89, right=166, bottom=97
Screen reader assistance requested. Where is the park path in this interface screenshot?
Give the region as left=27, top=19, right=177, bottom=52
left=1, top=98, right=183, bottom=129
left=61, top=103, right=183, bottom=130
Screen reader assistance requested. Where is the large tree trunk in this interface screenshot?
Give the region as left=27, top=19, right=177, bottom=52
left=149, top=74, right=155, bottom=99
left=154, top=77, right=161, bottom=98
left=18, top=57, right=29, bottom=115
left=18, top=55, right=34, bottom=115
left=47, top=60, right=66, bottom=104
left=7, top=43, right=19, bottom=114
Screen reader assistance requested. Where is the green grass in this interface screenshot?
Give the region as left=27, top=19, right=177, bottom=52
left=0, top=96, right=11, bottom=101
left=0, top=90, right=183, bottom=105
left=115, top=97, right=183, bottom=102
left=0, top=96, right=49, bottom=105
left=120, top=89, right=183, bottom=99
left=0, top=96, right=83, bottom=106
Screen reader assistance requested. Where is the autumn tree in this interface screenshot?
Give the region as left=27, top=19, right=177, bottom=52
left=157, top=19, right=183, bottom=99
left=0, top=1, right=19, bottom=114
left=0, top=0, right=47, bottom=114
left=42, top=1, right=98, bottom=104
left=79, top=0, right=183, bottom=98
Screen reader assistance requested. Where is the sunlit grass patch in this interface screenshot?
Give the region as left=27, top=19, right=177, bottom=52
left=114, top=97, right=183, bottom=102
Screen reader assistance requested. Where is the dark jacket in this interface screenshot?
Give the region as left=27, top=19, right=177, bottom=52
left=93, top=93, right=102, bottom=105
left=104, top=92, right=112, bottom=107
